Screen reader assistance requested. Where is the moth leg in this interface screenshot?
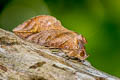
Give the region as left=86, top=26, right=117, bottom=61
left=49, top=48, right=62, bottom=54
left=63, top=50, right=78, bottom=60
left=67, top=50, right=85, bottom=62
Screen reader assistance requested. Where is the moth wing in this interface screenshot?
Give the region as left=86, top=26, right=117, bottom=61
left=13, top=15, right=65, bottom=32
left=44, top=30, right=79, bottom=49
left=13, top=15, right=66, bottom=39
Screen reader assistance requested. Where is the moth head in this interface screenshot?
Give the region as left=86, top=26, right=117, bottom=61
left=77, top=49, right=88, bottom=60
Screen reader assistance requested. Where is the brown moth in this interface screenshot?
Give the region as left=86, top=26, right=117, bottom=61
left=13, top=15, right=88, bottom=60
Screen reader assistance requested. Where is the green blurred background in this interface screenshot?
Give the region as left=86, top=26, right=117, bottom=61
left=0, top=0, right=120, bottom=77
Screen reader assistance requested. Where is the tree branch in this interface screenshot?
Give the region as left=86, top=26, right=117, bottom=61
left=0, top=28, right=119, bottom=80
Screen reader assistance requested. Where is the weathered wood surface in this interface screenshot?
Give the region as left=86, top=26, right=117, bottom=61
left=0, top=28, right=119, bottom=80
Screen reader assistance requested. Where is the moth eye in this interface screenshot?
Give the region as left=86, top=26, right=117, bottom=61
left=80, top=50, right=85, bottom=57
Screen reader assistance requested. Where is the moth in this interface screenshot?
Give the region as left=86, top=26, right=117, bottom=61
left=13, top=15, right=88, bottom=60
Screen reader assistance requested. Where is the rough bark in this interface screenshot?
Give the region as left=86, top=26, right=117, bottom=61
left=0, top=28, right=119, bottom=80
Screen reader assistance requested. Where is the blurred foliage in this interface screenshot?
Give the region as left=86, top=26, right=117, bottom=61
left=0, top=0, right=50, bottom=30
left=0, top=0, right=120, bottom=77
